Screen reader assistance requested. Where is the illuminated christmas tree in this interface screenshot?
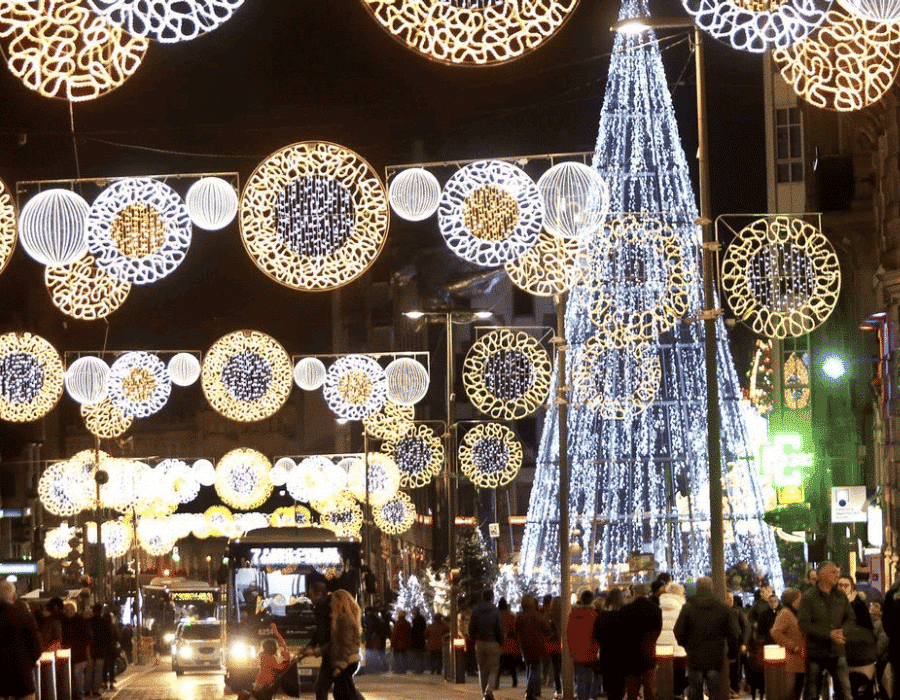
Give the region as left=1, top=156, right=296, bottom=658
left=520, top=0, right=783, bottom=590
left=393, top=573, right=432, bottom=623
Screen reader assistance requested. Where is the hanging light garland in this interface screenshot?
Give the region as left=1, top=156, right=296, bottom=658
left=323, top=354, right=388, bottom=420
left=293, top=357, right=327, bottom=391
left=0, top=332, right=64, bottom=423
left=0, top=177, right=15, bottom=278
left=17, top=189, right=89, bottom=267
left=358, top=0, right=580, bottom=66
left=721, top=216, right=840, bottom=338
left=214, top=448, right=273, bottom=510
left=45, top=254, right=131, bottom=321
left=384, top=357, right=430, bottom=405
left=382, top=424, right=443, bottom=489
left=81, top=397, right=133, bottom=438
left=44, top=524, right=77, bottom=559
left=65, top=356, right=110, bottom=406
left=388, top=168, right=441, bottom=221
left=537, top=162, right=610, bottom=240
left=0, top=0, right=148, bottom=101
left=86, top=178, right=192, bottom=285
left=286, top=456, right=346, bottom=504
left=317, top=492, right=363, bottom=538
left=86, top=0, right=245, bottom=43
left=107, top=351, right=171, bottom=418
left=839, top=0, right=900, bottom=20
left=185, top=177, right=239, bottom=230
left=571, top=340, right=661, bottom=420
left=101, top=520, right=132, bottom=558
left=373, top=492, right=416, bottom=535
left=459, top=423, right=523, bottom=488
left=505, top=228, right=580, bottom=298
left=346, top=453, right=401, bottom=506
left=168, top=352, right=201, bottom=387
left=240, top=141, right=389, bottom=291
left=463, top=329, right=552, bottom=420
left=363, top=400, right=415, bottom=440
left=438, top=160, right=543, bottom=267
left=202, top=330, right=292, bottom=422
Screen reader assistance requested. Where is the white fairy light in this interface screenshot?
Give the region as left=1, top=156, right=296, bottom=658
left=0, top=332, right=65, bottom=423
left=39, top=463, right=89, bottom=517
left=168, top=353, right=201, bottom=387
left=86, top=0, right=245, bottom=43
left=293, top=357, right=327, bottom=391
left=382, top=424, right=443, bottom=489
left=389, top=168, right=441, bottom=221
left=459, top=423, right=523, bottom=489
left=346, top=453, right=401, bottom=506
left=537, top=162, right=610, bottom=240
left=185, top=177, right=238, bottom=230
left=107, top=351, right=171, bottom=418
left=374, top=492, right=416, bottom=535
left=323, top=355, right=388, bottom=420
left=384, top=357, right=430, bottom=405
left=65, top=356, right=109, bottom=406
left=18, top=189, right=89, bottom=267
left=214, top=448, right=273, bottom=510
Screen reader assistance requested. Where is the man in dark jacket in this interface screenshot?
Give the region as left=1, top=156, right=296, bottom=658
left=62, top=601, right=92, bottom=700
left=410, top=606, right=427, bottom=674
left=468, top=589, right=504, bottom=700
left=516, top=595, right=551, bottom=700
left=882, top=572, right=900, bottom=698
left=0, top=581, right=41, bottom=700
left=674, top=576, right=740, bottom=700
left=621, top=584, right=663, bottom=700
left=798, top=561, right=852, bottom=700
left=87, top=604, right=114, bottom=697
left=300, top=581, right=332, bottom=700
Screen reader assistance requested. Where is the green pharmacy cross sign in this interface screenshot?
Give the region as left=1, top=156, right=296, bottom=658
left=761, top=434, right=814, bottom=492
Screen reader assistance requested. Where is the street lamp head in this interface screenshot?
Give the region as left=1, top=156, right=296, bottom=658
left=613, top=18, right=651, bottom=34
left=404, top=311, right=425, bottom=320
left=823, top=356, right=847, bottom=380
left=611, top=16, right=696, bottom=34
left=473, top=311, right=493, bottom=320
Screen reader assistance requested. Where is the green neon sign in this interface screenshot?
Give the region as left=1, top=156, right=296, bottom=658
left=761, top=434, right=813, bottom=487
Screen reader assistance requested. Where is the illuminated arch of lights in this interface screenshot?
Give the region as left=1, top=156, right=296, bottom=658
left=458, top=423, right=523, bottom=488
left=45, top=255, right=131, bottom=321
left=0, top=332, right=65, bottom=423
left=107, top=351, right=171, bottom=418
left=382, top=424, right=444, bottom=489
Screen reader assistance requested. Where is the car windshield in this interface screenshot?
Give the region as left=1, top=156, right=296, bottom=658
left=180, top=625, right=220, bottom=641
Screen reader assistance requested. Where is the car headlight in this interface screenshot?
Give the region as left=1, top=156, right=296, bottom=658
left=178, top=646, right=195, bottom=660
left=163, top=633, right=176, bottom=644
left=230, top=641, right=255, bottom=661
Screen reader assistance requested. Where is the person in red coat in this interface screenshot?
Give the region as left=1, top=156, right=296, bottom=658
left=516, top=595, right=551, bottom=700
left=499, top=598, right=520, bottom=688
left=568, top=590, right=600, bottom=700
left=392, top=609, right=412, bottom=674
left=0, top=581, right=42, bottom=700
left=769, top=588, right=806, bottom=700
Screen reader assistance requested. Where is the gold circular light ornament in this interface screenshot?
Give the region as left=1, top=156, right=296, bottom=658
left=107, top=351, right=171, bottom=418
left=359, top=0, right=580, bottom=66
left=240, top=141, right=389, bottom=291
left=39, top=462, right=90, bottom=517
left=0, top=332, right=64, bottom=423
left=136, top=517, right=178, bottom=556
left=459, top=423, right=523, bottom=489
left=81, top=397, right=133, bottom=438
left=214, top=448, right=273, bottom=510
left=45, top=254, right=131, bottom=321
left=346, top=453, right=401, bottom=506
left=0, top=0, right=148, bottom=101
left=202, top=330, right=293, bottom=422
left=0, top=177, right=15, bottom=278
left=722, top=216, right=840, bottom=338
left=317, top=492, right=363, bottom=538
left=323, top=355, right=388, bottom=420
left=374, top=492, right=416, bottom=535
left=505, top=228, right=579, bottom=297
left=363, top=400, right=415, bottom=440
left=383, top=424, right=444, bottom=488
left=572, top=340, right=661, bottom=420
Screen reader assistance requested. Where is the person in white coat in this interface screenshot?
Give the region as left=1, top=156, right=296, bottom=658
left=658, top=582, right=688, bottom=697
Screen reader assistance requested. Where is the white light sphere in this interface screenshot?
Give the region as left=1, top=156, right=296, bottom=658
left=186, top=177, right=238, bottom=231
left=18, top=189, right=90, bottom=266
left=271, top=457, right=295, bottom=487
left=65, top=356, right=109, bottom=405
left=837, top=0, right=900, bottom=21
left=168, top=352, right=201, bottom=386
left=389, top=168, right=441, bottom=222
left=385, top=357, right=429, bottom=405
left=193, top=458, right=216, bottom=486
left=537, top=162, right=610, bottom=240
left=293, top=357, right=327, bottom=391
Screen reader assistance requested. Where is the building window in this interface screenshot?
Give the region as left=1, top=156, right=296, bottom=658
left=775, top=107, right=803, bottom=183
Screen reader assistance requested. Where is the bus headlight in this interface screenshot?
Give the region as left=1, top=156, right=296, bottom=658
left=178, top=646, right=195, bottom=660
left=229, top=641, right=256, bottom=662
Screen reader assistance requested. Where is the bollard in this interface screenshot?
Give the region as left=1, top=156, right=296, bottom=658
left=655, top=645, right=675, bottom=700
left=34, top=660, right=41, bottom=700
left=764, top=644, right=788, bottom=700
left=55, top=649, right=72, bottom=700
left=451, top=637, right=467, bottom=683
left=39, top=651, right=57, bottom=700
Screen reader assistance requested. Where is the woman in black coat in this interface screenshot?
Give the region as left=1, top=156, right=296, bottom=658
left=0, top=582, right=42, bottom=700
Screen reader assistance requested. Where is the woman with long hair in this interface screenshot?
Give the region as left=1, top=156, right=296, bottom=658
left=769, top=588, right=805, bottom=700
left=331, top=589, right=364, bottom=700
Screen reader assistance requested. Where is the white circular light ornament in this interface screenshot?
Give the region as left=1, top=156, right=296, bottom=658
left=459, top=423, right=523, bottom=489
left=374, top=492, right=416, bottom=535
left=18, top=189, right=89, bottom=267
left=86, top=178, right=192, bottom=285
left=438, top=160, right=543, bottom=267
left=389, top=168, right=441, bottom=221
left=837, top=0, right=900, bottom=21
left=537, top=162, right=610, bottom=240
left=107, top=351, right=171, bottom=418
left=136, top=518, right=178, bottom=557
left=97, top=457, right=146, bottom=513
left=168, top=352, right=201, bottom=387
left=0, top=177, right=16, bottom=278
left=384, top=357, right=429, bottom=405
left=193, top=459, right=216, bottom=486
left=214, top=448, right=273, bottom=510
left=65, top=356, right=109, bottom=405
left=0, top=332, right=65, bottom=423
left=158, top=458, right=200, bottom=505
left=101, top=520, right=132, bottom=558
left=293, top=357, right=327, bottom=391
left=287, top=456, right=345, bottom=504
left=86, top=0, right=245, bottom=43
left=682, top=0, right=833, bottom=53
left=44, top=525, right=76, bottom=559
left=271, top=457, right=295, bottom=487
left=185, top=177, right=239, bottom=231
left=39, top=463, right=89, bottom=517
left=323, top=355, right=388, bottom=420
left=346, top=453, right=401, bottom=506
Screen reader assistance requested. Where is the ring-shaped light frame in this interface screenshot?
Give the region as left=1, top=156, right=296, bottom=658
left=97, top=457, right=145, bottom=513
left=373, top=491, right=417, bottom=535
left=81, top=397, right=133, bottom=438
left=107, top=351, right=171, bottom=418
left=87, top=0, right=244, bottom=43
left=458, top=422, right=523, bottom=489
left=0, top=332, right=64, bottom=423
left=39, top=463, right=89, bottom=517
left=316, top=492, right=363, bottom=538
left=571, top=340, right=661, bottom=420
left=45, top=254, right=131, bottom=321
left=101, top=520, right=132, bottom=558
left=214, top=448, right=273, bottom=510
left=286, top=455, right=346, bottom=504
left=346, top=453, right=402, bottom=507
left=363, top=400, right=415, bottom=440
left=505, top=228, right=579, bottom=297
left=0, top=177, right=15, bottom=277
left=323, top=355, right=388, bottom=420
left=382, top=424, right=444, bottom=489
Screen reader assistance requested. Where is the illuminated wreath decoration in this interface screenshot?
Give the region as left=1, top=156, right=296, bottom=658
left=374, top=492, right=416, bottom=535
left=772, top=8, right=900, bottom=112
left=363, top=400, right=415, bottom=440
left=215, top=448, right=273, bottom=510
left=81, top=397, right=133, bottom=438
left=0, top=0, right=148, bottom=101
left=572, top=340, right=661, bottom=420
left=158, top=458, right=200, bottom=504
left=45, top=524, right=76, bottom=559
left=39, top=462, right=90, bottom=517
left=784, top=352, right=811, bottom=409
left=438, top=160, right=543, bottom=267
left=240, top=141, right=389, bottom=291
left=87, top=0, right=244, bottom=43
left=86, top=178, right=192, bottom=285
left=459, top=423, right=523, bottom=488
left=202, top=330, right=293, bottom=422
left=286, top=456, right=346, bottom=504
left=45, top=254, right=131, bottom=321
left=682, top=0, right=832, bottom=53
left=347, top=453, right=402, bottom=506
left=573, top=217, right=693, bottom=349
left=323, top=355, right=388, bottom=420
left=358, top=0, right=580, bottom=66
left=721, top=216, right=840, bottom=338
left=101, top=520, right=132, bottom=558
left=107, top=351, right=171, bottom=418
left=383, top=424, right=444, bottom=488
left=0, top=332, right=64, bottom=423
left=505, top=228, right=579, bottom=297
left=204, top=505, right=235, bottom=538
left=463, top=329, right=552, bottom=420
left=136, top=518, right=178, bottom=556
left=97, top=457, right=146, bottom=513
left=0, top=177, right=16, bottom=277
left=317, top=493, right=363, bottom=538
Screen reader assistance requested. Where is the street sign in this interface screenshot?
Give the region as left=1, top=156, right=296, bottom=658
left=831, top=486, right=867, bottom=523
left=488, top=523, right=500, bottom=539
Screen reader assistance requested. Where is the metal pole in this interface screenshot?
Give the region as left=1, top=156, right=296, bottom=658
left=132, top=509, right=142, bottom=665
left=446, top=313, right=459, bottom=642
left=363, top=430, right=372, bottom=604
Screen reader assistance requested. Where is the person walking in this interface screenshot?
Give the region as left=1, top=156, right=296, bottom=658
left=674, top=576, right=740, bottom=700
left=469, top=589, right=504, bottom=700
left=594, top=589, right=627, bottom=700
left=567, top=590, right=599, bottom=700
left=770, top=588, right=806, bottom=700
left=499, top=598, right=520, bottom=688
left=659, top=583, right=688, bottom=698
left=330, top=590, right=365, bottom=700
left=102, top=612, right=120, bottom=690
left=426, top=613, right=449, bottom=675
left=119, top=624, right=133, bottom=665
left=391, top=609, right=412, bottom=674
left=237, top=622, right=291, bottom=700
left=62, top=601, right=92, bottom=700
left=410, top=606, right=427, bottom=674
left=87, top=604, right=114, bottom=697
left=517, top=595, right=551, bottom=700
left=725, top=590, right=749, bottom=698
left=620, top=584, right=663, bottom=700
left=0, top=580, right=42, bottom=700
left=300, top=581, right=334, bottom=700
left=838, top=576, right=877, bottom=700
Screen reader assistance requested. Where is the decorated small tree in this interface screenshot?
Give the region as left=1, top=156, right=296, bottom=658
left=427, top=567, right=451, bottom=618
left=392, top=572, right=432, bottom=623
left=493, top=564, right=523, bottom=611
left=458, top=528, right=498, bottom=602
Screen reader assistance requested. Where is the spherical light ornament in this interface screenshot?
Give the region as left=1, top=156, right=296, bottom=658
left=323, top=355, right=388, bottom=420
left=0, top=177, right=16, bottom=278
left=45, top=254, right=131, bottom=320
left=86, top=0, right=246, bottom=43
left=389, top=168, right=441, bottom=221
left=107, top=351, right=171, bottom=418
left=0, top=332, right=65, bottom=423
left=537, top=162, right=610, bottom=240
left=383, top=424, right=444, bottom=489
left=214, top=448, right=273, bottom=510
left=18, top=189, right=89, bottom=267
left=286, top=456, right=345, bottom=504
left=271, top=457, right=295, bottom=487
left=186, top=177, right=238, bottom=230
left=838, top=0, right=900, bottom=20
left=459, top=423, right=523, bottom=489
left=65, top=356, right=109, bottom=405
left=363, top=400, right=415, bottom=440
left=374, top=492, right=416, bottom=535
left=193, top=459, right=216, bottom=486
left=100, top=520, right=131, bottom=558
left=346, top=453, right=401, bottom=506
left=45, top=524, right=76, bottom=559
left=81, top=397, right=132, bottom=438
left=293, top=357, right=327, bottom=391
left=158, top=458, right=200, bottom=505
left=317, top=493, right=363, bottom=538
left=384, top=358, right=430, bottom=405
left=165, top=352, right=201, bottom=387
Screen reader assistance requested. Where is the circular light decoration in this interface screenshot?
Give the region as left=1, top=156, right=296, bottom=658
left=39, top=462, right=90, bottom=517
left=572, top=216, right=693, bottom=349
left=87, top=0, right=245, bottom=43
left=721, top=216, right=840, bottom=338
left=107, top=351, right=171, bottom=418
left=463, top=329, right=552, bottom=420
left=65, top=356, right=109, bottom=406
left=359, top=0, right=580, bottom=66
left=136, top=518, right=178, bottom=556
left=81, top=397, right=133, bottom=438
left=0, top=332, right=64, bottom=423
left=682, top=0, right=832, bottom=53
left=373, top=492, right=417, bottom=535
left=193, top=458, right=216, bottom=487
left=458, top=423, right=523, bottom=489
left=323, top=354, right=388, bottom=420
left=18, top=189, right=89, bottom=267
left=100, top=520, right=132, bottom=559
left=44, top=524, right=76, bottom=559
left=0, top=177, right=15, bottom=278
left=204, top=505, right=235, bottom=538
left=382, top=424, right=444, bottom=489
left=784, top=352, right=812, bottom=409
left=214, top=448, right=273, bottom=510
left=838, top=0, right=900, bottom=20
left=438, top=160, right=543, bottom=267
left=271, top=457, right=295, bottom=487
left=346, top=453, right=401, bottom=506
left=537, top=162, right=610, bottom=240
left=168, top=352, right=201, bottom=387
left=0, top=0, right=148, bottom=101
left=363, top=400, right=415, bottom=440
left=317, top=493, right=363, bottom=538
left=385, top=357, right=430, bottom=405
left=270, top=505, right=312, bottom=528
left=772, top=7, right=900, bottom=112
left=86, top=178, right=192, bottom=285
left=388, top=168, right=441, bottom=221
left=237, top=511, right=270, bottom=534
left=572, top=340, right=661, bottom=420
left=505, top=227, right=580, bottom=298
left=286, top=455, right=346, bottom=504
left=45, top=254, right=131, bottom=321
left=202, top=330, right=292, bottom=422
left=97, top=457, right=146, bottom=513
left=293, top=357, right=327, bottom=391
left=158, top=458, right=200, bottom=505
left=240, top=141, right=389, bottom=291
left=185, top=177, right=239, bottom=231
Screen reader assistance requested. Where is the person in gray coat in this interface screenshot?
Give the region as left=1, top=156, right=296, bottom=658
left=468, top=589, right=504, bottom=700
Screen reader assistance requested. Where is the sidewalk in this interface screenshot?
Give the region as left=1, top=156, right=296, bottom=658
left=354, top=672, right=543, bottom=700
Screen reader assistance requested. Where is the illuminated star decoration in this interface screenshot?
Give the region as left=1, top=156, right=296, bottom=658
left=459, top=423, right=523, bottom=489
left=214, top=448, right=273, bottom=510
left=571, top=340, right=661, bottom=420
left=505, top=228, right=580, bottom=298
left=0, top=177, right=15, bottom=277
left=0, top=332, right=64, bottom=423
left=86, top=0, right=245, bottom=43
left=107, top=351, right=171, bottom=418
left=81, top=397, right=133, bottom=438
left=373, top=492, right=416, bottom=535
left=323, top=355, right=388, bottom=420
left=363, top=400, right=415, bottom=440
left=382, top=424, right=444, bottom=488
left=45, top=254, right=131, bottom=321
left=721, top=216, right=840, bottom=338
